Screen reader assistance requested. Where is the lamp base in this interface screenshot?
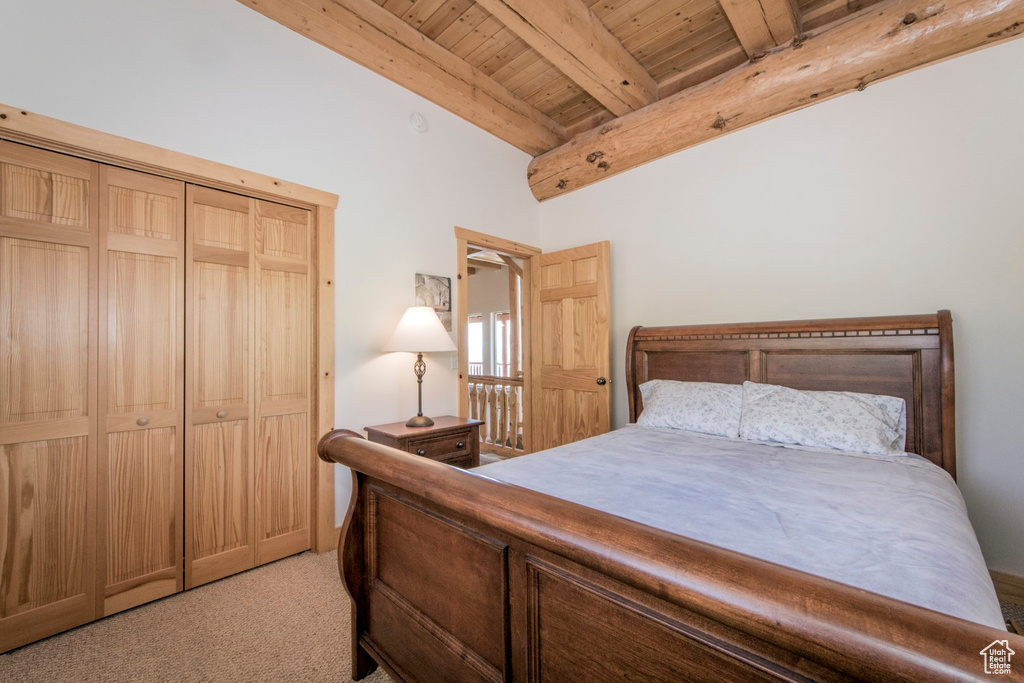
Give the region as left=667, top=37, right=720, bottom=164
left=406, top=415, right=435, bottom=428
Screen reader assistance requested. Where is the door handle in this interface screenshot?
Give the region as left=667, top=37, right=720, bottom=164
left=596, top=377, right=607, bottom=386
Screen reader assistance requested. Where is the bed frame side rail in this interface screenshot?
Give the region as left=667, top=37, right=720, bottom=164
left=320, top=430, right=1017, bottom=682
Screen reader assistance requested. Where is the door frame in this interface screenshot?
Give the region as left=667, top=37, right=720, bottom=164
left=0, top=103, right=339, bottom=553
left=454, top=226, right=540, bottom=454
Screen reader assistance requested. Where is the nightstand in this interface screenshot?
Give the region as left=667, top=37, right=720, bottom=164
left=364, top=416, right=483, bottom=469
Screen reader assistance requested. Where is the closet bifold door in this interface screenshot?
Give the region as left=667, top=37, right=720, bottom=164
left=0, top=142, right=100, bottom=651
left=253, top=199, right=312, bottom=564
left=185, top=186, right=256, bottom=588
left=184, top=188, right=313, bottom=587
left=98, top=167, right=184, bottom=616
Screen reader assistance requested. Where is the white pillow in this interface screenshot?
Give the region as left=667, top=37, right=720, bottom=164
left=738, top=381, right=907, bottom=456
left=637, top=380, right=743, bottom=438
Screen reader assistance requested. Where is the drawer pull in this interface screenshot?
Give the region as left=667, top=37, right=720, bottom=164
left=216, top=410, right=227, bottom=419
left=456, top=442, right=465, bottom=449
left=136, top=417, right=149, bottom=426
left=416, top=449, right=426, bottom=456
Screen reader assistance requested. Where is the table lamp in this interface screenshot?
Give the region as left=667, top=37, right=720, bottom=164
left=384, top=306, right=457, bottom=427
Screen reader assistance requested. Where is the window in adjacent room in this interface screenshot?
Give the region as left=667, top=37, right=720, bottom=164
left=468, top=314, right=484, bottom=375
left=494, top=311, right=511, bottom=378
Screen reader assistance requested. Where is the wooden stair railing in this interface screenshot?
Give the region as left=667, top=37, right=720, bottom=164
left=468, top=375, right=525, bottom=456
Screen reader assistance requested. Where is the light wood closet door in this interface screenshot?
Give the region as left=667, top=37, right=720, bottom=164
left=0, top=142, right=99, bottom=651
left=254, top=200, right=311, bottom=564
left=99, top=167, right=184, bottom=615
left=185, top=189, right=313, bottom=586
left=185, top=186, right=256, bottom=588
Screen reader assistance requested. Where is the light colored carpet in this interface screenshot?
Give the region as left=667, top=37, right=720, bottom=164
left=478, top=451, right=513, bottom=467
left=0, top=552, right=391, bottom=683
left=1004, top=601, right=1024, bottom=634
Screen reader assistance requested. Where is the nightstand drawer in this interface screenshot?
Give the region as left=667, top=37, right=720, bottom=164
left=406, top=430, right=472, bottom=461
left=364, top=416, right=482, bottom=469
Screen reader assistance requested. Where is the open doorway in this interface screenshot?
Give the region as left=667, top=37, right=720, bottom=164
left=455, top=227, right=535, bottom=460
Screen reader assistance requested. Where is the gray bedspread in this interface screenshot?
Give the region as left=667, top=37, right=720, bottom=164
left=476, top=425, right=1005, bottom=629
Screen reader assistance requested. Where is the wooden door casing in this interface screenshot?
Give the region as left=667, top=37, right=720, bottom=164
left=0, top=142, right=100, bottom=651
left=98, top=166, right=185, bottom=615
left=455, top=227, right=540, bottom=455
left=532, top=241, right=611, bottom=451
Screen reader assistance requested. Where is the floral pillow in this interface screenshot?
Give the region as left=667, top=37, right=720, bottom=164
left=738, top=381, right=907, bottom=455
left=637, top=380, right=743, bottom=438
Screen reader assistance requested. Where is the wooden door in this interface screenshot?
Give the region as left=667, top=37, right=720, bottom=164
left=185, top=186, right=256, bottom=588
left=0, top=142, right=99, bottom=650
left=253, top=200, right=312, bottom=564
left=532, top=242, right=611, bottom=450
left=185, top=189, right=312, bottom=587
left=98, top=167, right=184, bottom=615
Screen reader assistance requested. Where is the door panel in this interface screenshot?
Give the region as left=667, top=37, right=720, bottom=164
left=541, top=300, right=563, bottom=368
left=254, top=199, right=311, bottom=561
left=107, top=183, right=177, bottom=240
left=104, top=429, right=177, bottom=592
left=186, top=186, right=256, bottom=588
left=192, top=193, right=249, bottom=251
left=0, top=437, right=90, bottom=616
left=193, top=262, right=249, bottom=407
left=0, top=142, right=98, bottom=652
left=573, top=297, right=598, bottom=369
left=98, top=166, right=184, bottom=615
left=256, top=412, right=309, bottom=563
left=533, top=242, right=611, bottom=451
left=107, top=252, right=177, bottom=413
left=0, top=155, right=90, bottom=229
left=191, top=420, right=251, bottom=559
left=260, top=270, right=308, bottom=401
left=0, top=238, right=90, bottom=423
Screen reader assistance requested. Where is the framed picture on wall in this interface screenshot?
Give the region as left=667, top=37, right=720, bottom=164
left=415, top=273, right=452, bottom=331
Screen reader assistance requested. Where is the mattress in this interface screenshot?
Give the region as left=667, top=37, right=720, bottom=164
left=476, top=425, right=1005, bottom=630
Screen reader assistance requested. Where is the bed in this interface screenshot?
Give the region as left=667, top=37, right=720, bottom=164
left=319, top=311, right=1023, bottom=681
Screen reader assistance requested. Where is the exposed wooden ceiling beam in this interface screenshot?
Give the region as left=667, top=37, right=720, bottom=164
left=528, top=0, right=1024, bottom=201
left=467, top=256, right=503, bottom=269
left=497, top=254, right=523, bottom=278
left=238, top=0, right=567, bottom=155
left=474, top=0, right=658, bottom=116
left=720, top=0, right=801, bottom=56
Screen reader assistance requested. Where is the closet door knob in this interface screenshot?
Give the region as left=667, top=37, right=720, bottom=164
left=596, top=377, right=607, bottom=386
left=136, top=417, right=149, bottom=426
left=216, top=410, right=227, bottom=419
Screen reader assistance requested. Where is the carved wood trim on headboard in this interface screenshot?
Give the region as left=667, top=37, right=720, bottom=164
left=625, top=311, right=956, bottom=478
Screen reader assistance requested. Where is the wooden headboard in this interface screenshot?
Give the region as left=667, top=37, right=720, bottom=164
left=626, top=311, right=956, bottom=478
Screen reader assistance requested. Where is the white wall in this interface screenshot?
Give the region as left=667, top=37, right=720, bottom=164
left=467, top=265, right=512, bottom=374
left=0, top=0, right=540, bottom=522
left=539, top=39, right=1024, bottom=575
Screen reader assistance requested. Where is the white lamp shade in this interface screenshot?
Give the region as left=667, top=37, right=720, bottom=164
left=383, top=306, right=456, bottom=353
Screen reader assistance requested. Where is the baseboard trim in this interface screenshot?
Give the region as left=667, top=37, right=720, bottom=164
left=312, top=525, right=342, bottom=555
left=991, top=569, right=1024, bottom=605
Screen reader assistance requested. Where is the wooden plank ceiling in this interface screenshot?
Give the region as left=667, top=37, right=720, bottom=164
left=241, top=0, right=1024, bottom=199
